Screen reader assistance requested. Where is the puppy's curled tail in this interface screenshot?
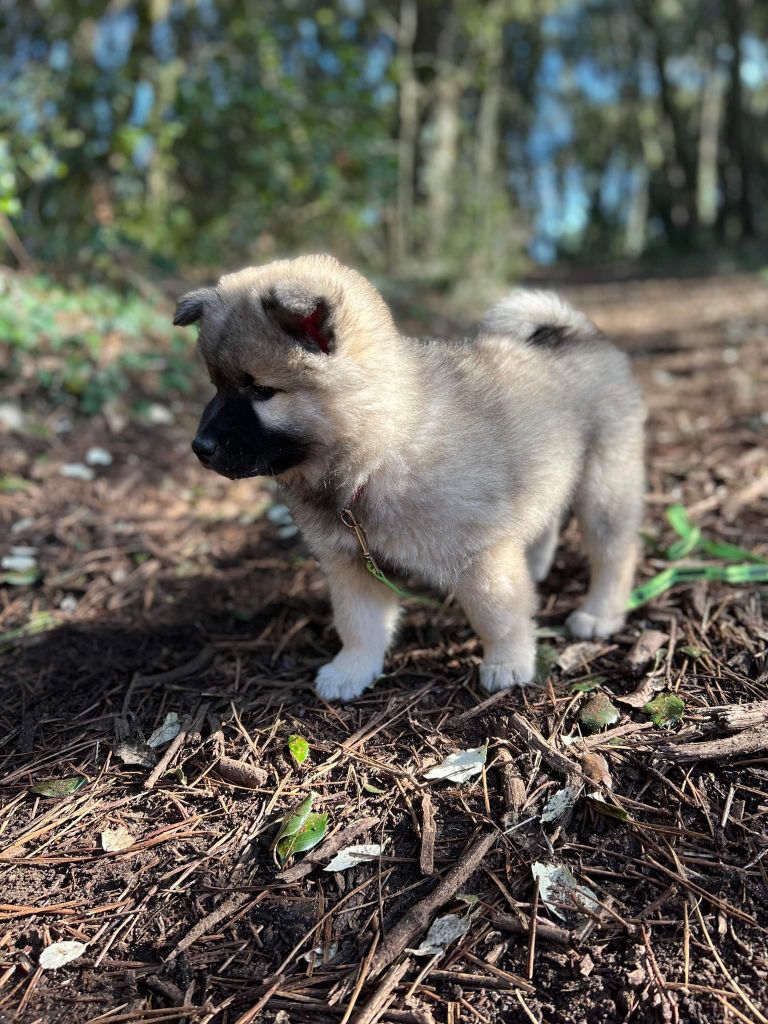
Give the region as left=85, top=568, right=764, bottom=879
left=479, top=289, right=597, bottom=346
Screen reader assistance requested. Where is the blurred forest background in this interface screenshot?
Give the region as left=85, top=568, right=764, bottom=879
left=1, top=0, right=767, bottom=422
left=1, top=0, right=766, bottom=285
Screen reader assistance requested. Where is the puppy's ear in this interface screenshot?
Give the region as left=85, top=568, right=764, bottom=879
left=262, top=285, right=335, bottom=354
left=173, top=287, right=214, bottom=327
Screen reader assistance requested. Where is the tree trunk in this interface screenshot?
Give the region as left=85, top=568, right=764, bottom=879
left=472, top=0, right=505, bottom=276
left=724, top=0, right=755, bottom=237
left=696, top=46, right=724, bottom=230
left=424, top=6, right=461, bottom=262
left=392, top=0, right=419, bottom=267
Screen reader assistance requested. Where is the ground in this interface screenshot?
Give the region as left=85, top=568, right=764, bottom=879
left=1, top=269, right=767, bottom=1024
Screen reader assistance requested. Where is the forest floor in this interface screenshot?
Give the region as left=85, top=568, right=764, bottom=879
left=1, top=269, right=767, bottom=1024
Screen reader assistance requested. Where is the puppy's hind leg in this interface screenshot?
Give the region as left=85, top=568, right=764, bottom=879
left=315, top=552, right=401, bottom=702
left=526, top=517, right=561, bottom=583
left=567, top=428, right=644, bottom=640
left=456, top=539, right=537, bottom=693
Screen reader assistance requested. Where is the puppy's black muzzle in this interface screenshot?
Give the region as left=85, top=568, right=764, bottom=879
left=192, top=390, right=308, bottom=479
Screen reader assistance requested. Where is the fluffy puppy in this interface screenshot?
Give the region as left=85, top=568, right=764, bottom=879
left=176, top=255, right=645, bottom=701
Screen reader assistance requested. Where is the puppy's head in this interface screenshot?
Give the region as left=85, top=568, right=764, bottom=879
left=174, top=255, right=396, bottom=481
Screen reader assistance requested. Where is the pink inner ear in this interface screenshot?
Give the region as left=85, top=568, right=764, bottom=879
left=300, top=310, right=329, bottom=354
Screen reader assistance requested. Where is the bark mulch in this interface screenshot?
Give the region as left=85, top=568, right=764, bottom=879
left=1, top=271, right=767, bottom=1023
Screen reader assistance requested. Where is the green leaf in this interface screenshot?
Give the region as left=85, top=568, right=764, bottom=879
left=580, top=693, right=620, bottom=733
left=568, top=676, right=604, bottom=694
left=30, top=775, right=87, bottom=798
left=276, top=812, right=328, bottom=865
left=679, top=645, right=704, bottom=659
left=288, top=734, right=309, bottom=765
left=363, top=781, right=387, bottom=795
left=273, top=793, right=315, bottom=854
left=588, top=795, right=629, bottom=821
left=643, top=692, right=685, bottom=728
left=535, top=643, right=559, bottom=685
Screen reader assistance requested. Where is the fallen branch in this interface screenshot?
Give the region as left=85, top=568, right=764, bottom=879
left=659, top=724, right=768, bottom=762
left=706, top=700, right=768, bottom=733
left=351, top=958, right=412, bottom=1024
left=367, top=830, right=497, bottom=979
left=496, top=747, right=525, bottom=817
left=166, top=892, right=250, bottom=961
left=280, top=815, right=380, bottom=884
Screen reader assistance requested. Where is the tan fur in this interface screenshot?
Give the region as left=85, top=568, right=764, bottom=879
left=187, top=255, right=646, bottom=701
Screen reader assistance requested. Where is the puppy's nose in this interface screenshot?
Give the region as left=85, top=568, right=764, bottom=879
left=192, top=436, right=217, bottom=465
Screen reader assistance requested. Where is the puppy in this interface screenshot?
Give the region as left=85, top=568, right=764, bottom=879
left=176, top=255, right=645, bottom=701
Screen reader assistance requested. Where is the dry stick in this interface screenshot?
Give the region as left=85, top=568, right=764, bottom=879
left=214, top=754, right=268, bottom=788
left=659, top=724, right=768, bottom=762
left=505, top=712, right=583, bottom=778
left=496, top=747, right=525, bottom=817
left=165, top=891, right=265, bottom=961
left=419, top=792, right=436, bottom=876
left=135, top=646, right=214, bottom=686
left=144, top=703, right=209, bottom=791
left=367, top=831, right=497, bottom=980
left=444, top=689, right=511, bottom=728
left=280, top=815, right=380, bottom=884
left=489, top=912, right=575, bottom=947
left=706, top=700, right=768, bottom=732
left=527, top=877, right=540, bottom=981
left=351, top=958, right=413, bottom=1024
left=340, top=931, right=381, bottom=1024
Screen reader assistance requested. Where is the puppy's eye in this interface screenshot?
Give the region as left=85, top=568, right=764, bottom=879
left=249, top=382, right=276, bottom=401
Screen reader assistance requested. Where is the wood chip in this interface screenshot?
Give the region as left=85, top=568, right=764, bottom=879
left=419, top=791, right=436, bottom=876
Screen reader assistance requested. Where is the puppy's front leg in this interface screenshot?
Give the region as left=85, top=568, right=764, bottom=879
left=315, top=552, right=401, bottom=702
left=456, top=541, right=536, bottom=692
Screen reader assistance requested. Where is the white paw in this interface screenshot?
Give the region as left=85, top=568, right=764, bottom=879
left=479, top=653, right=536, bottom=693
left=566, top=608, right=625, bottom=640
left=315, top=650, right=384, bottom=702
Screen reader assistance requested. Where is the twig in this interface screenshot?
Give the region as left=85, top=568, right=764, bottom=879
left=489, top=912, right=576, bottom=947
left=505, top=712, right=582, bottom=778
left=215, top=754, right=268, bottom=789
left=419, top=792, right=436, bottom=876
left=496, top=747, right=525, bottom=817
left=279, top=815, right=380, bottom=884
left=351, top=958, right=412, bottom=1024
left=367, top=831, right=497, bottom=979
left=144, top=703, right=209, bottom=790
left=135, top=646, right=214, bottom=686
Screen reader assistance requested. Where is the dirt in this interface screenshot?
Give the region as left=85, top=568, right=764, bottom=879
left=1, top=270, right=767, bottom=1024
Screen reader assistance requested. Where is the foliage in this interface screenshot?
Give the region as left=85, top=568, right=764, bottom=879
left=0, top=272, right=196, bottom=415
left=0, top=1, right=765, bottom=279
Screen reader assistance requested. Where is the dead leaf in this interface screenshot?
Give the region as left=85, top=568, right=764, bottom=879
left=39, top=940, right=87, bottom=970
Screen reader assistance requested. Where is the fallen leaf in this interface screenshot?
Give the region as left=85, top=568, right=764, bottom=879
left=580, top=693, right=620, bottom=733
left=679, top=645, right=704, bottom=660
left=581, top=752, right=612, bottom=790
left=288, top=734, right=309, bottom=765
left=362, top=781, right=387, bottom=795
left=85, top=446, right=113, bottom=466
left=29, top=775, right=87, bottom=798
left=568, top=676, right=604, bottom=694
left=532, top=862, right=599, bottom=921
left=424, top=745, right=487, bottom=784
left=39, top=940, right=87, bottom=970
left=276, top=812, right=328, bottom=865
left=587, top=795, right=629, bottom=821
left=541, top=785, right=580, bottom=824
left=535, top=643, right=560, bottom=684
left=115, top=739, right=158, bottom=768
left=101, top=827, right=135, bottom=852
left=644, top=692, right=685, bottom=728
left=59, top=463, right=95, bottom=481
left=558, top=641, right=605, bottom=674
left=1, top=554, right=37, bottom=572
left=147, top=712, right=182, bottom=748
left=324, top=843, right=384, bottom=872
left=615, top=676, right=665, bottom=708
left=407, top=912, right=474, bottom=957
